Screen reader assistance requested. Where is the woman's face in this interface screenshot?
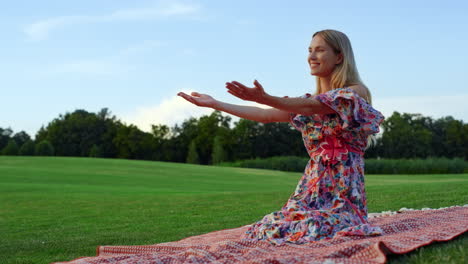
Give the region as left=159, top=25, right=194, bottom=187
left=308, top=35, right=342, bottom=77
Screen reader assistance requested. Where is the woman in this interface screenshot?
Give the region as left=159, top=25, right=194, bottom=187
left=178, top=29, right=385, bottom=245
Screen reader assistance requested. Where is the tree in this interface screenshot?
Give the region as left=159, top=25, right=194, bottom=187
left=89, top=144, right=102, bottom=158
left=35, top=108, right=120, bottom=158
left=112, top=124, right=155, bottom=160
left=2, top=140, right=19, bottom=155
left=380, top=112, right=432, bottom=158
left=186, top=140, right=200, bottom=164
left=19, top=140, right=35, bottom=156
left=167, top=118, right=199, bottom=163
left=13, top=131, right=31, bottom=148
left=193, top=111, right=231, bottom=164
left=35, top=140, right=55, bottom=156
left=151, top=124, right=170, bottom=161
left=211, top=135, right=227, bottom=164
left=0, top=127, right=13, bottom=150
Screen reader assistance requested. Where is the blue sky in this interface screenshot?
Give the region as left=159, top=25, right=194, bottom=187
left=1, top=0, right=467, bottom=137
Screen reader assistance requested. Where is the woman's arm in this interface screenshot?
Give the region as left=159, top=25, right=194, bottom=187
left=177, top=92, right=290, bottom=123
left=226, top=80, right=336, bottom=116
left=261, top=94, right=335, bottom=115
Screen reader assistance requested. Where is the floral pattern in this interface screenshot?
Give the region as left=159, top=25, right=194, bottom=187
left=241, top=87, right=386, bottom=245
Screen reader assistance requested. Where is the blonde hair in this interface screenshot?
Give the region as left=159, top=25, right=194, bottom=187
left=312, top=29, right=376, bottom=149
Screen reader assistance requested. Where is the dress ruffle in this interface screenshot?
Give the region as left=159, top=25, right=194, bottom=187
left=244, top=209, right=384, bottom=245
left=314, top=87, right=384, bottom=136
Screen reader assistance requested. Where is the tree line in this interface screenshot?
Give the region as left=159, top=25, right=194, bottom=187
left=1, top=108, right=466, bottom=163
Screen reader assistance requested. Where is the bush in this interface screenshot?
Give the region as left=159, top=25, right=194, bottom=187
left=2, top=140, right=19, bottom=155
left=220, top=156, right=468, bottom=174
left=19, top=140, right=35, bottom=156
left=220, top=156, right=309, bottom=172
left=365, top=157, right=467, bottom=174
left=35, top=140, right=55, bottom=156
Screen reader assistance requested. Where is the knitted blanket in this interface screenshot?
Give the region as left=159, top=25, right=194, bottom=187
left=53, top=205, right=468, bottom=264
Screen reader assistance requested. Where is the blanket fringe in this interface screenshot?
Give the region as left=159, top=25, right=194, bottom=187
left=368, top=204, right=468, bottom=218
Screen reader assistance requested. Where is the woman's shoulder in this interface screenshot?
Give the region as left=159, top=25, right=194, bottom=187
left=346, top=84, right=371, bottom=103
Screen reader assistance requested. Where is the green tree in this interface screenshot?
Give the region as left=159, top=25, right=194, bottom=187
left=193, top=111, right=231, bottom=164
left=35, top=140, right=55, bottom=156
left=13, top=131, right=31, bottom=148
left=167, top=117, right=199, bottom=163
left=151, top=124, right=170, bottom=161
left=89, top=144, right=102, bottom=158
left=211, top=135, right=227, bottom=164
left=381, top=112, right=432, bottom=158
left=2, top=139, right=19, bottom=155
left=0, top=127, right=13, bottom=150
left=186, top=140, right=200, bottom=164
left=35, top=109, right=119, bottom=158
left=19, top=140, right=35, bottom=156
left=112, top=124, right=155, bottom=160
left=445, top=118, right=466, bottom=158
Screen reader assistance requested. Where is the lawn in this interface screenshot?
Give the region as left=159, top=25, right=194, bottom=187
left=0, top=156, right=467, bottom=264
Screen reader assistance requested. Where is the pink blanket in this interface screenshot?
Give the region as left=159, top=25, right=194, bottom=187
left=54, top=205, right=468, bottom=264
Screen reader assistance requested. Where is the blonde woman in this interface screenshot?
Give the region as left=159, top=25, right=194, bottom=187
left=178, top=29, right=385, bottom=245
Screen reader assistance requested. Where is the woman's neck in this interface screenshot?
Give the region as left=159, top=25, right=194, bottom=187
left=319, top=76, right=332, bottom=92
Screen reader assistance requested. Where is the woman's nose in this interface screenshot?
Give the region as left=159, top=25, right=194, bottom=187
left=308, top=52, right=316, bottom=62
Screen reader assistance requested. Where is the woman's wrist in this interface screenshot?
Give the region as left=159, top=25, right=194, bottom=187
left=256, top=92, right=273, bottom=105
left=212, top=100, right=223, bottom=110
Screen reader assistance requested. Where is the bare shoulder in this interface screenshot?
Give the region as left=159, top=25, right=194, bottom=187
left=348, top=84, right=370, bottom=102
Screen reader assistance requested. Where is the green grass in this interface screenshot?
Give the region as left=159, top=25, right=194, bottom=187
left=0, top=156, right=467, bottom=264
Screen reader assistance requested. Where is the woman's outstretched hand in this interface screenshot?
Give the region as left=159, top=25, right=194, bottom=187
left=177, top=92, right=217, bottom=108
left=225, top=80, right=268, bottom=104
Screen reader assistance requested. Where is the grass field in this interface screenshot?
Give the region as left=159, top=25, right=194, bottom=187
left=0, top=156, right=467, bottom=264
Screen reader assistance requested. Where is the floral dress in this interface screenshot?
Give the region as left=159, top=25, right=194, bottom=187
left=242, top=87, right=385, bottom=245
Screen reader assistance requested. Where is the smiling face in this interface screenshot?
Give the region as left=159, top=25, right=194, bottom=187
left=308, top=35, right=343, bottom=78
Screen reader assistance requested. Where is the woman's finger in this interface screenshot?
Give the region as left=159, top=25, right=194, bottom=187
left=177, top=92, right=190, bottom=99
left=225, top=81, right=242, bottom=90
left=231, top=81, right=248, bottom=89
left=226, top=83, right=244, bottom=94
left=178, top=93, right=199, bottom=105
left=227, top=90, right=245, bottom=100
left=253, top=79, right=263, bottom=90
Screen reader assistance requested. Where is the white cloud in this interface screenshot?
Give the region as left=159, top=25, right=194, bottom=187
left=122, top=92, right=272, bottom=132
left=122, top=91, right=212, bottom=132
left=24, top=15, right=91, bottom=41
left=23, top=2, right=201, bottom=41
left=109, top=2, right=199, bottom=20
left=374, top=93, right=468, bottom=122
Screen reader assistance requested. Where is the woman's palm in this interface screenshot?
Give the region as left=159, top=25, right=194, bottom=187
left=178, top=92, right=216, bottom=108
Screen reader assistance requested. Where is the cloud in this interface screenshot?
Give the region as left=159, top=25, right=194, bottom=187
left=109, top=2, right=199, bottom=20
left=23, top=2, right=201, bottom=41
left=374, top=93, right=468, bottom=122
left=24, top=15, right=90, bottom=41
left=122, top=92, right=272, bottom=132
left=122, top=91, right=212, bottom=132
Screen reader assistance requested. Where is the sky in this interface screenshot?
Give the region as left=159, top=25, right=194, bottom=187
left=1, top=0, right=467, bottom=137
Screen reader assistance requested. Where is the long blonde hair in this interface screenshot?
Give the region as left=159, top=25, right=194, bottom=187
left=313, top=29, right=377, bottom=148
